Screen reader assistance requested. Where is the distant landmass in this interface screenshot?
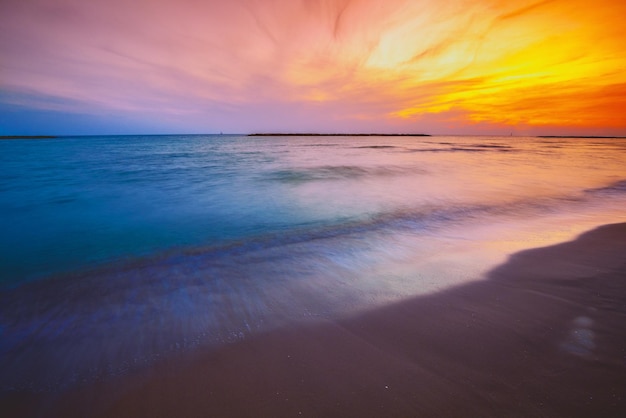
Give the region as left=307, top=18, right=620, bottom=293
left=0, top=135, right=57, bottom=140
left=248, top=133, right=430, bottom=137
left=538, top=135, right=625, bottom=139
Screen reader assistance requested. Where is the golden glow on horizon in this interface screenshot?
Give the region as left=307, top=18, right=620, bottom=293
left=370, top=0, right=626, bottom=128
left=1, top=0, right=625, bottom=134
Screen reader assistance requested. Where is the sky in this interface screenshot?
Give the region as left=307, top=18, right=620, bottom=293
left=1, top=0, right=625, bottom=136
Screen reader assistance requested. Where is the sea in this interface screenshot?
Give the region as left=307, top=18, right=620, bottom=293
left=1, top=134, right=625, bottom=390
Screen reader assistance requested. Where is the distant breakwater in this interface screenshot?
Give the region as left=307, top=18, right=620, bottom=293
left=248, top=133, right=431, bottom=137
left=0, top=135, right=57, bottom=140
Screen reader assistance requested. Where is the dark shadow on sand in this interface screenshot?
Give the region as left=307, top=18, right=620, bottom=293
left=3, top=224, right=626, bottom=417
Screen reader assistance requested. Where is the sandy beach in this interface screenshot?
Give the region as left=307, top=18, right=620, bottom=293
left=2, top=222, right=624, bottom=417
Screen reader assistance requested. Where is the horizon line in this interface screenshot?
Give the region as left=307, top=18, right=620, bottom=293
left=2, top=133, right=626, bottom=140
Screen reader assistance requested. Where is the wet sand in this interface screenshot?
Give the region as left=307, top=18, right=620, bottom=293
left=3, top=223, right=626, bottom=417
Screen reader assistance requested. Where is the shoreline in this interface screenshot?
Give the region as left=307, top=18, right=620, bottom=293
left=2, top=223, right=626, bottom=417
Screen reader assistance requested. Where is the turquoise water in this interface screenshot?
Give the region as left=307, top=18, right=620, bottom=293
left=3, top=134, right=625, bottom=285
left=1, top=134, right=625, bottom=389
left=1, top=135, right=355, bottom=283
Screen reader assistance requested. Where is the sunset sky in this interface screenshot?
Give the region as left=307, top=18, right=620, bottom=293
left=1, top=0, right=625, bottom=136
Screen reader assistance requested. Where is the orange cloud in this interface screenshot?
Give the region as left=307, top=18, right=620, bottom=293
left=381, top=0, right=626, bottom=130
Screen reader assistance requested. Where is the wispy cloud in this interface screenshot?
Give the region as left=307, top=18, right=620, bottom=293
left=1, top=0, right=625, bottom=134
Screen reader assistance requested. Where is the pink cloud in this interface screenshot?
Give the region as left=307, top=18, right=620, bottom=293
left=1, top=0, right=626, bottom=134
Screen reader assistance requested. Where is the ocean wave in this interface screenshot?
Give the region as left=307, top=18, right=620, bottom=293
left=405, top=146, right=515, bottom=153
left=584, top=179, right=626, bottom=195
left=468, top=143, right=514, bottom=149
left=263, top=164, right=424, bottom=183
left=1, top=179, right=624, bottom=391
left=353, top=145, right=399, bottom=149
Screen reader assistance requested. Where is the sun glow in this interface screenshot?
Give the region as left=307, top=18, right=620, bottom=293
left=378, top=0, right=626, bottom=129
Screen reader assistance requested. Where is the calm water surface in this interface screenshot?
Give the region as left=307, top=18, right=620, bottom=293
left=1, top=134, right=625, bottom=389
